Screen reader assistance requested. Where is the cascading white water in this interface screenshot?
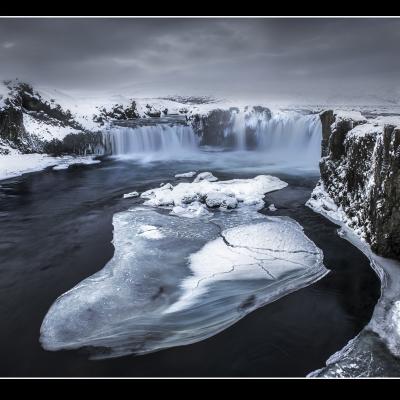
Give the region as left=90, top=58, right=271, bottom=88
left=104, top=110, right=322, bottom=167
left=105, top=124, right=199, bottom=157
left=227, top=111, right=321, bottom=153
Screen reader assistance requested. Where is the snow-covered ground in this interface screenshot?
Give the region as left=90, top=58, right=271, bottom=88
left=22, top=114, right=81, bottom=142
left=0, top=148, right=100, bottom=181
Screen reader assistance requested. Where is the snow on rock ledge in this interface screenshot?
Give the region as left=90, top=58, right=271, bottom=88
left=307, top=192, right=400, bottom=377
left=316, top=110, right=400, bottom=260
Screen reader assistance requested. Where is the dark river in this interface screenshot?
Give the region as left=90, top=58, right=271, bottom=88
left=0, top=154, right=380, bottom=377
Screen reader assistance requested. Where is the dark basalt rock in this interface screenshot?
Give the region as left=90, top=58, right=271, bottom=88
left=0, top=100, right=42, bottom=153
left=145, top=110, right=161, bottom=118
left=43, top=132, right=105, bottom=156
left=319, top=110, right=400, bottom=260
left=252, top=105, right=272, bottom=120
left=191, top=106, right=272, bottom=148
left=319, top=110, right=335, bottom=157
left=1, top=81, right=92, bottom=153
left=94, top=101, right=139, bottom=125
left=191, top=109, right=232, bottom=146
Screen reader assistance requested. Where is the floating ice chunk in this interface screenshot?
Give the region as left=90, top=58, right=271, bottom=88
left=123, top=191, right=139, bottom=199
left=205, top=191, right=238, bottom=209
left=52, top=164, right=70, bottom=171
left=268, top=203, right=277, bottom=211
left=193, top=171, right=218, bottom=183
left=141, top=174, right=287, bottom=214
left=52, top=156, right=100, bottom=171
left=175, top=171, right=197, bottom=178
left=40, top=207, right=328, bottom=359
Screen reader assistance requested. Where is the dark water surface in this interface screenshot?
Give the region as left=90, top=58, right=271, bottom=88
left=0, top=156, right=380, bottom=376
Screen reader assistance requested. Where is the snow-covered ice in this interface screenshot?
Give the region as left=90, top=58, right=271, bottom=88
left=193, top=171, right=218, bottom=183
left=140, top=174, right=288, bottom=215
left=123, top=191, right=139, bottom=199
left=166, top=219, right=326, bottom=314
left=0, top=149, right=100, bottom=181
left=40, top=172, right=328, bottom=359
left=40, top=206, right=328, bottom=358
left=174, top=171, right=197, bottom=178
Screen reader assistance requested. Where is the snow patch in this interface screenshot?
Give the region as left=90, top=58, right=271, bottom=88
left=140, top=174, right=288, bottom=216
left=174, top=171, right=197, bottom=178
left=0, top=149, right=100, bottom=181
left=123, top=191, right=139, bottom=199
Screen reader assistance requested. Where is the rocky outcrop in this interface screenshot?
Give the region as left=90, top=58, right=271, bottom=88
left=0, top=99, right=43, bottom=153
left=191, top=108, right=232, bottom=146
left=43, top=132, right=105, bottom=156
left=0, top=81, right=104, bottom=156
left=191, top=106, right=272, bottom=148
left=93, top=102, right=139, bottom=125
left=315, top=110, right=400, bottom=260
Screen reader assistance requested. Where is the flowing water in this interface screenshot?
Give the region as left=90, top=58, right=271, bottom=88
left=0, top=112, right=381, bottom=376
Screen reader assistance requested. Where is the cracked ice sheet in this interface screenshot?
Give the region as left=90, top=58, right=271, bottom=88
left=40, top=205, right=328, bottom=359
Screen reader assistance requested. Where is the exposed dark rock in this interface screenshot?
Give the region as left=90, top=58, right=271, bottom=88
left=252, top=105, right=272, bottom=120
left=191, top=109, right=232, bottom=146
left=190, top=106, right=272, bottom=148
left=158, top=95, right=218, bottom=105
left=0, top=100, right=43, bottom=153
left=94, top=101, right=139, bottom=125
left=43, top=132, right=105, bottom=156
left=0, top=81, right=92, bottom=153
left=319, top=110, right=335, bottom=157
left=145, top=110, right=161, bottom=118
left=319, top=110, right=400, bottom=260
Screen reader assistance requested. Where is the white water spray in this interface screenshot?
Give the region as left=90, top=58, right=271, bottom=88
left=105, top=124, right=199, bottom=157
left=226, top=110, right=322, bottom=156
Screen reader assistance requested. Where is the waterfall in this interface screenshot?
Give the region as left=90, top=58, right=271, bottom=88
left=226, top=110, right=322, bottom=155
left=103, top=110, right=322, bottom=167
left=104, top=124, right=199, bottom=157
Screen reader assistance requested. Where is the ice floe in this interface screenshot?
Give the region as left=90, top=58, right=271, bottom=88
left=123, top=191, right=139, bottom=199
left=140, top=173, right=288, bottom=216
left=174, top=171, right=197, bottom=178
left=193, top=171, right=218, bottom=183
left=40, top=170, right=330, bottom=358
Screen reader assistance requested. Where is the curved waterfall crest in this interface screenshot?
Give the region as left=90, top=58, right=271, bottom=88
left=104, top=123, right=199, bottom=156
left=103, top=109, right=322, bottom=165
left=224, top=109, right=322, bottom=153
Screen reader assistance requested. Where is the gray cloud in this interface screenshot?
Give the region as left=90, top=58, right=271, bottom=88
left=0, top=18, right=399, bottom=102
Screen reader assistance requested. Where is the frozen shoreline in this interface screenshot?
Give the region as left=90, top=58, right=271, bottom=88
left=0, top=151, right=100, bottom=181
left=307, top=186, right=400, bottom=377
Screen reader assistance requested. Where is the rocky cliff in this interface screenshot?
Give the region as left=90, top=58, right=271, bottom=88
left=309, top=110, right=400, bottom=260
left=0, top=81, right=102, bottom=156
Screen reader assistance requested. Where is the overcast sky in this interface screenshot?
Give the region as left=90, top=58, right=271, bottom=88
left=1, top=18, right=400, bottom=102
